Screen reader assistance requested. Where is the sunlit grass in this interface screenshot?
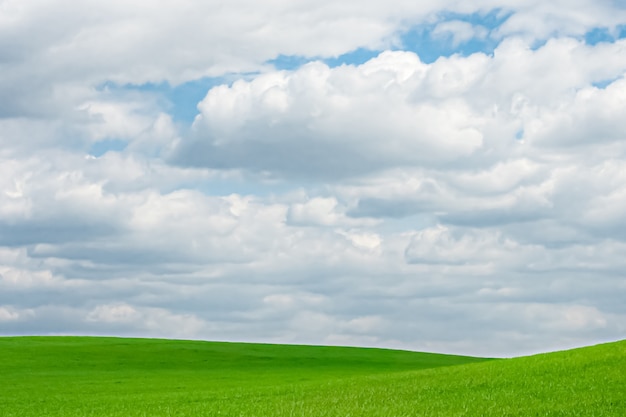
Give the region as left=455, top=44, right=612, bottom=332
left=1, top=336, right=624, bottom=416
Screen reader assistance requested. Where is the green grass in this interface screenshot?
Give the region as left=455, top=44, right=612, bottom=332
left=1, top=336, right=624, bottom=416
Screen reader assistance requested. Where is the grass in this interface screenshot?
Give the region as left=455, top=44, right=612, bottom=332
left=0, top=336, right=624, bottom=416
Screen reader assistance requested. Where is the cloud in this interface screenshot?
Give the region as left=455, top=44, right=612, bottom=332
left=287, top=197, right=344, bottom=226
left=492, top=1, right=626, bottom=41
left=0, top=307, right=20, bottom=322
left=523, top=76, right=626, bottom=148
left=1, top=0, right=626, bottom=357
left=172, top=38, right=626, bottom=181
left=404, top=225, right=520, bottom=266
left=171, top=51, right=485, bottom=178
left=86, top=303, right=207, bottom=338
left=3, top=1, right=622, bottom=122
left=3, top=1, right=621, bottom=83
left=432, top=20, right=489, bottom=46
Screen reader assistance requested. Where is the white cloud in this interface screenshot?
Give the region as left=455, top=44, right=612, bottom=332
left=493, top=1, right=626, bottom=41
left=524, top=76, right=626, bottom=147
left=287, top=197, right=343, bottom=226
left=286, top=196, right=376, bottom=228
left=174, top=38, right=626, bottom=180
left=0, top=307, right=20, bottom=322
left=432, top=20, right=489, bottom=46
left=87, top=303, right=140, bottom=324
left=86, top=303, right=207, bottom=337
left=174, top=51, right=485, bottom=178
left=338, top=230, right=383, bottom=252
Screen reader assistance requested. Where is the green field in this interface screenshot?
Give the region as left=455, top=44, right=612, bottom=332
left=1, top=337, right=624, bottom=416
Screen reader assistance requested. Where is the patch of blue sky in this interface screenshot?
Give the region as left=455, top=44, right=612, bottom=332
left=323, top=48, right=381, bottom=67
left=584, top=25, right=626, bottom=45
left=89, top=138, right=127, bottom=157
left=98, top=77, right=231, bottom=124
left=268, top=48, right=381, bottom=71
left=164, top=77, right=230, bottom=123
left=399, top=27, right=498, bottom=63
left=399, top=9, right=511, bottom=63
left=267, top=54, right=315, bottom=70
left=269, top=9, right=512, bottom=70
left=585, top=27, right=615, bottom=45
left=592, top=77, right=622, bottom=89
left=443, top=8, right=512, bottom=29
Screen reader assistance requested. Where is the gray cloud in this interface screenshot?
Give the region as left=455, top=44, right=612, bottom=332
left=348, top=197, right=428, bottom=219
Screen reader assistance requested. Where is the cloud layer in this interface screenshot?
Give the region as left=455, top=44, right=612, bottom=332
left=1, top=0, right=626, bottom=357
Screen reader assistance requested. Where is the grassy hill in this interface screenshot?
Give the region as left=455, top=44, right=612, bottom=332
left=0, top=336, right=624, bottom=416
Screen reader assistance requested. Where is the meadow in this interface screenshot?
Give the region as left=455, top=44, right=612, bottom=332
left=0, top=336, right=624, bottom=416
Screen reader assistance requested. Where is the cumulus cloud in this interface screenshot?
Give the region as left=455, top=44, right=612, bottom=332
left=173, top=38, right=626, bottom=180
left=172, top=52, right=484, bottom=178
left=432, top=20, right=489, bottom=46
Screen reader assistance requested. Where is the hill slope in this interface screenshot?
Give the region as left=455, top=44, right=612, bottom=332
left=303, top=339, right=626, bottom=416
left=0, top=336, right=624, bottom=416
left=0, top=336, right=486, bottom=416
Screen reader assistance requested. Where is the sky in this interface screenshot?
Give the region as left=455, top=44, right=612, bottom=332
left=1, top=0, right=626, bottom=357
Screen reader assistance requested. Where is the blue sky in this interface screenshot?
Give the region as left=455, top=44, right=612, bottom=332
left=1, top=0, right=626, bottom=357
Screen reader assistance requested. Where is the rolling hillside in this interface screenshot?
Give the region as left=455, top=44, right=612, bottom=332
left=0, top=336, right=623, bottom=416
